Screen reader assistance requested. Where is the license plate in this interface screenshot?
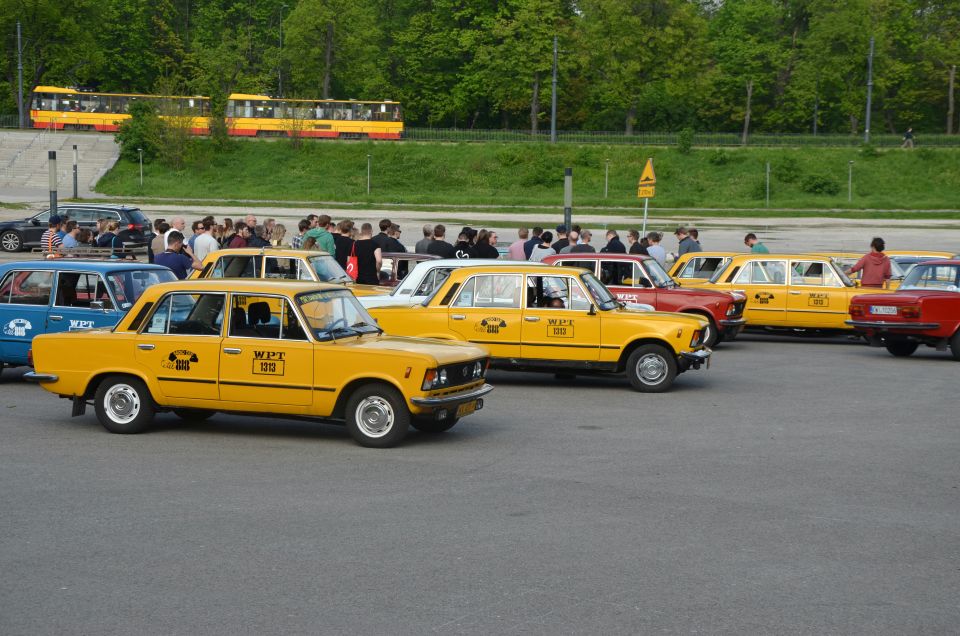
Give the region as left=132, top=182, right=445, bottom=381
left=870, top=305, right=898, bottom=315
left=456, top=401, right=477, bottom=418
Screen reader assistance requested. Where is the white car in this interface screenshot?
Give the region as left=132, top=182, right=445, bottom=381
left=358, top=258, right=654, bottom=311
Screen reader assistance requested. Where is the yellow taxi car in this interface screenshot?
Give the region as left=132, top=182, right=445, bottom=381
left=24, top=279, right=493, bottom=448
left=366, top=264, right=712, bottom=393
left=698, top=253, right=892, bottom=332
left=191, top=247, right=391, bottom=297
left=809, top=253, right=905, bottom=290
left=669, top=252, right=737, bottom=285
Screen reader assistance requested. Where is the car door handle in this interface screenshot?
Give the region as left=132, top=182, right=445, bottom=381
left=137, top=343, right=155, bottom=351
left=49, top=315, right=63, bottom=321
left=223, top=347, right=242, bottom=354
left=789, top=291, right=802, bottom=295
left=525, top=316, right=540, bottom=322
left=451, top=314, right=466, bottom=320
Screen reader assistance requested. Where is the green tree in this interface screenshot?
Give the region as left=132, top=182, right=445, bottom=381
left=115, top=100, right=162, bottom=161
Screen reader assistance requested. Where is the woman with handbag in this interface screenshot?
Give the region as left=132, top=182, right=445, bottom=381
left=353, top=223, right=381, bottom=285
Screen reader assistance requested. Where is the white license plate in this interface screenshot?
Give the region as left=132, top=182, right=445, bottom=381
left=870, top=305, right=898, bottom=315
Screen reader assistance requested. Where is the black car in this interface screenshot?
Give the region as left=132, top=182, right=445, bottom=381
left=0, top=204, right=154, bottom=252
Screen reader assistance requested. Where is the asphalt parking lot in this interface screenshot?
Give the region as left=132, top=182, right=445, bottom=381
left=0, top=334, right=957, bottom=634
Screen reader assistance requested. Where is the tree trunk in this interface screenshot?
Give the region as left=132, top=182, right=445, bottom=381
left=850, top=115, right=858, bottom=135
left=322, top=22, right=334, bottom=99
left=470, top=110, right=479, bottom=129
left=530, top=72, right=540, bottom=135
left=625, top=101, right=636, bottom=136
left=741, top=79, right=753, bottom=145
left=948, top=65, right=956, bottom=135
left=884, top=110, right=896, bottom=134
left=501, top=109, right=509, bottom=130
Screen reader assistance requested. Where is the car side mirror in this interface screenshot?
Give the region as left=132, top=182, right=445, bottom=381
left=588, top=304, right=597, bottom=315
left=90, top=301, right=106, bottom=311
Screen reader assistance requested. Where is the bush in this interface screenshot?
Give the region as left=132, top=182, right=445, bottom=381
left=115, top=102, right=162, bottom=163
left=773, top=156, right=802, bottom=183
left=708, top=149, right=729, bottom=165
left=749, top=179, right=768, bottom=201
left=677, top=128, right=694, bottom=154
left=859, top=143, right=880, bottom=159
left=800, top=174, right=841, bottom=195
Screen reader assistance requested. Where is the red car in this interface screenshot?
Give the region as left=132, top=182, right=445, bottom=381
left=542, top=252, right=746, bottom=346
left=847, top=259, right=960, bottom=359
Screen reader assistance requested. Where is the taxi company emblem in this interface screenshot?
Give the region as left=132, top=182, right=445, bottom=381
left=3, top=318, right=32, bottom=337
left=253, top=350, right=286, bottom=376
left=476, top=317, right=506, bottom=334
left=163, top=350, right=199, bottom=372
left=547, top=317, right=575, bottom=338
left=754, top=292, right=775, bottom=305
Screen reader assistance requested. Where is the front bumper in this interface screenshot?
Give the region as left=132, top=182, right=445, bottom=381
left=719, top=317, right=746, bottom=336
left=679, top=349, right=711, bottom=371
left=411, top=383, right=494, bottom=407
left=23, top=372, right=59, bottom=383
left=845, top=320, right=940, bottom=331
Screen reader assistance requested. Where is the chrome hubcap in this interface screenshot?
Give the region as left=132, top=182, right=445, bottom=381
left=355, top=396, right=394, bottom=438
left=636, top=354, right=668, bottom=385
left=104, top=384, right=140, bottom=424
left=1, top=233, right=19, bottom=251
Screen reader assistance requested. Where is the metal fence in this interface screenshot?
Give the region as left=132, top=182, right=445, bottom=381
left=405, top=128, right=960, bottom=147
left=0, top=114, right=21, bottom=129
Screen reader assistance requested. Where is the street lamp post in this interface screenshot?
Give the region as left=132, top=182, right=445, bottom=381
left=550, top=36, right=558, bottom=143
left=138, top=148, right=143, bottom=188
left=848, top=161, right=854, bottom=203
left=604, top=159, right=609, bottom=199
left=17, top=21, right=25, bottom=129
left=367, top=154, right=371, bottom=194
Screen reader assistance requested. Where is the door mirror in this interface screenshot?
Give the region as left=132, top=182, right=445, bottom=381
left=588, top=304, right=597, bottom=316
left=90, top=300, right=106, bottom=311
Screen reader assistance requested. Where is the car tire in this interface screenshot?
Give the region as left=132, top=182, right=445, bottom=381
left=884, top=339, right=919, bottom=357
left=0, top=230, right=23, bottom=253
left=172, top=408, right=215, bottom=421
left=626, top=344, right=678, bottom=393
left=411, top=414, right=459, bottom=434
left=949, top=331, right=960, bottom=361
left=345, top=383, right=410, bottom=448
left=94, top=375, right=155, bottom=434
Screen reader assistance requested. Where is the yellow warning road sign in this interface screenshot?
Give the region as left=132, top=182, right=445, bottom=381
left=638, top=158, right=656, bottom=186
left=637, top=185, right=656, bottom=198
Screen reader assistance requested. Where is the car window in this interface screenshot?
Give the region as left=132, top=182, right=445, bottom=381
left=69, top=209, right=100, bottom=224
left=265, top=257, right=309, bottom=280
left=557, top=260, right=598, bottom=274
left=106, top=269, right=177, bottom=309
left=680, top=257, right=726, bottom=279
left=54, top=272, right=113, bottom=309
left=31, top=210, right=51, bottom=224
left=414, top=267, right=453, bottom=297
left=452, top=274, right=522, bottom=309
left=144, top=293, right=224, bottom=336
left=733, top=260, right=786, bottom=285
left=212, top=255, right=259, bottom=278
left=901, top=264, right=960, bottom=290
left=307, top=255, right=351, bottom=283
left=526, top=275, right=592, bottom=310
left=791, top=261, right=841, bottom=287
left=599, top=260, right=633, bottom=286
left=228, top=295, right=307, bottom=340
left=0, top=270, right=54, bottom=305
left=621, top=262, right=653, bottom=288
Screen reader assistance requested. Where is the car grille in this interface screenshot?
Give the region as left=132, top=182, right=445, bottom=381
left=440, top=358, right=486, bottom=389
left=731, top=300, right=746, bottom=317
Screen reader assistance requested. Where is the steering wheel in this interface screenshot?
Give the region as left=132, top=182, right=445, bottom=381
left=326, top=317, right=349, bottom=331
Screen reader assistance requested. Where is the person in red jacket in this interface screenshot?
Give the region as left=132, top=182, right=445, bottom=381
left=847, top=237, right=892, bottom=288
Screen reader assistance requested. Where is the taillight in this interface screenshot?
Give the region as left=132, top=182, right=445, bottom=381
left=849, top=304, right=864, bottom=317
left=27, top=348, right=33, bottom=366
left=901, top=305, right=921, bottom=319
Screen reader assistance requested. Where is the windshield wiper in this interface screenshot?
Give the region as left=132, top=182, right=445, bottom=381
left=352, top=321, right=384, bottom=335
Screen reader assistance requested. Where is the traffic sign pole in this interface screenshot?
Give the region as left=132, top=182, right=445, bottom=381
left=641, top=198, right=649, bottom=236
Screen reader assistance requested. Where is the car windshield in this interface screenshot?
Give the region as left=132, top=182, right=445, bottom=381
left=708, top=261, right=732, bottom=284
left=900, top=264, right=960, bottom=291
left=106, top=269, right=177, bottom=309
left=580, top=272, right=618, bottom=309
left=308, top=255, right=352, bottom=284
left=644, top=259, right=677, bottom=288
left=296, top=289, right=381, bottom=340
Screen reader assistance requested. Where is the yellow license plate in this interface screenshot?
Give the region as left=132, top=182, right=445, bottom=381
left=456, top=401, right=477, bottom=418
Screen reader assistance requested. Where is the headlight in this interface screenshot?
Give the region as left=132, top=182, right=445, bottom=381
left=690, top=330, right=702, bottom=347
left=422, top=368, right=447, bottom=390
left=438, top=369, right=447, bottom=385
left=473, top=361, right=482, bottom=378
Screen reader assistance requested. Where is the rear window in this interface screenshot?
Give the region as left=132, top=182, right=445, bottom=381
left=126, top=208, right=150, bottom=225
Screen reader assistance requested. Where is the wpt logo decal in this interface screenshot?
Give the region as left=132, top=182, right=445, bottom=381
left=3, top=319, right=32, bottom=337
left=69, top=320, right=95, bottom=331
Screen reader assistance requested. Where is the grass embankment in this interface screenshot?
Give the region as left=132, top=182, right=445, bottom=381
left=96, top=140, right=960, bottom=212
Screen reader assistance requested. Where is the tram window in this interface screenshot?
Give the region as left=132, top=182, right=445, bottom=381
left=254, top=100, right=274, bottom=118
left=79, top=94, right=101, bottom=113
left=226, top=101, right=236, bottom=117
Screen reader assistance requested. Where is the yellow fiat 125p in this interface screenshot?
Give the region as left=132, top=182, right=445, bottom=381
left=25, top=280, right=493, bottom=448
left=367, top=264, right=712, bottom=393
left=699, top=253, right=893, bottom=332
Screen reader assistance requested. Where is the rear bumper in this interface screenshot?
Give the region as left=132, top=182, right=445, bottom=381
left=846, top=320, right=940, bottom=331
left=679, top=349, right=711, bottom=371
left=23, top=372, right=59, bottom=383
left=411, top=383, right=494, bottom=407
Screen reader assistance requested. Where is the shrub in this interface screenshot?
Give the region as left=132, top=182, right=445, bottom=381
left=800, top=174, right=841, bottom=195
left=773, top=156, right=802, bottom=183
left=859, top=143, right=880, bottom=159
left=115, top=101, right=162, bottom=163
left=677, top=128, right=694, bottom=154
left=749, top=179, right=768, bottom=200
left=708, top=149, right=729, bottom=165
left=916, top=147, right=936, bottom=161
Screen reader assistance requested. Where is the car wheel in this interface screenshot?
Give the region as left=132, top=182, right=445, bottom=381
left=172, top=408, right=215, bottom=421
left=0, top=230, right=23, bottom=252
left=949, top=331, right=960, bottom=361
left=700, top=318, right=719, bottom=348
left=626, top=344, right=678, bottom=393
left=884, top=339, right=918, bottom=357
left=94, top=375, right=155, bottom=434
left=411, top=414, right=459, bottom=434
left=345, top=383, right=410, bottom=448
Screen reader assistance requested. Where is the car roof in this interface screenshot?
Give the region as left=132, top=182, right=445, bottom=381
left=382, top=252, right=438, bottom=260
left=147, top=279, right=344, bottom=294
left=0, top=260, right=170, bottom=273
left=726, top=253, right=837, bottom=261
left=545, top=253, right=651, bottom=262
left=442, top=263, right=593, bottom=276
left=38, top=203, right=141, bottom=211
left=201, top=247, right=333, bottom=260
left=676, top=251, right=738, bottom=258
left=915, top=259, right=960, bottom=266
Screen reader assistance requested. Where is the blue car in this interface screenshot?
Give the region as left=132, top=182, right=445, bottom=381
left=0, top=260, right=176, bottom=370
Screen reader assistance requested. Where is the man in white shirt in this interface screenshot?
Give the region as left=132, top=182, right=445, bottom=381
left=191, top=220, right=220, bottom=261
left=163, top=216, right=187, bottom=249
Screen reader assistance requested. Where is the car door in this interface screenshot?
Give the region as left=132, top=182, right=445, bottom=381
left=47, top=271, right=124, bottom=334
left=787, top=260, right=854, bottom=329
left=521, top=274, right=601, bottom=363
left=219, top=293, right=314, bottom=407
left=134, top=292, right=224, bottom=401
left=446, top=273, right=523, bottom=358
left=731, top=259, right=787, bottom=324
left=0, top=269, right=55, bottom=365
left=607, top=260, right=658, bottom=306
left=23, top=211, right=50, bottom=247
